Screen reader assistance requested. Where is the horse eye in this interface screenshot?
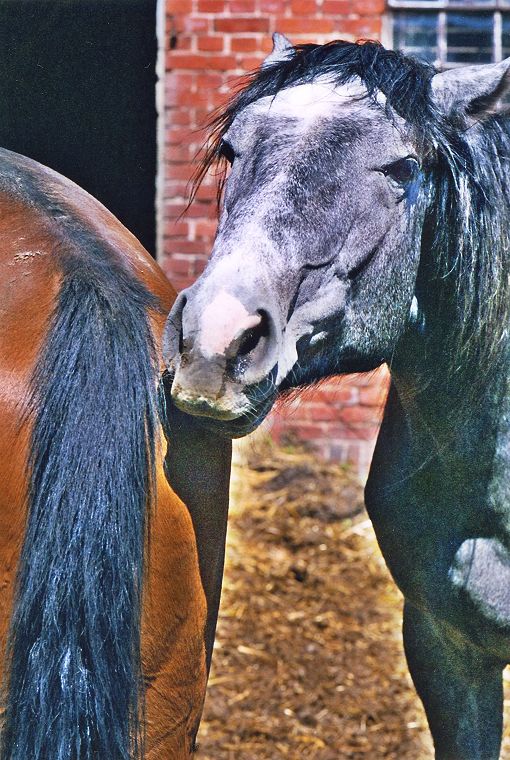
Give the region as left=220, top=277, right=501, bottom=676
left=218, top=139, right=236, bottom=165
left=383, top=157, right=419, bottom=185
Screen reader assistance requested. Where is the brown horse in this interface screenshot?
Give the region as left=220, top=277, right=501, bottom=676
left=0, top=148, right=231, bottom=759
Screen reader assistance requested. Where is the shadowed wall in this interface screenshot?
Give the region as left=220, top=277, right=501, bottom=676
left=0, top=0, right=157, bottom=255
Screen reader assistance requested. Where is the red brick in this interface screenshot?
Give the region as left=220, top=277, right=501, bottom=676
left=169, top=109, right=192, bottom=126
left=359, top=384, right=388, bottom=407
left=338, top=17, right=382, bottom=38
left=167, top=163, right=194, bottom=181
left=331, top=426, right=376, bottom=440
left=354, top=369, right=388, bottom=386
left=313, top=387, right=356, bottom=405
left=164, top=276, right=191, bottom=292
left=165, top=202, right=188, bottom=219
left=165, top=144, right=195, bottom=162
left=214, top=17, right=270, bottom=33
left=175, top=35, right=192, bottom=50
left=259, top=0, right=286, bottom=11
left=164, top=221, right=189, bottom=238
left=167, top=53, right=238, bottom=70
left=166, top=73, right=195, bottom=98
left=174, top=276, right=196, bottom=290
left=165, top=239, right=206, bottom=255
left=175, top=88, right=210, bottom=107
left=167, top=127, right=193, bottom=144
left=165, top=181, right=190, bottom=197
left=209, top=89, right=231, bottom=107
left=197, top=0, right=225, bottom=11
left=303, top=404, right=340, bottom=422
left=193, top=183, right=220, bottom=201
left=168, top=14, right=185, bottom=34
left=169, top=0, right=192, bottom=13
left=166, top=88, right=187, bottom=108
left=322, top=0, right=351, bottom=14
left=196, top=72, right=224, bottom=89
left=340, top=406, right=381, bottom=424
left=353, top=0, right=385, bottom=14
left=291, top=0, right=317, bottom=14
left=165, top=256, right=192, bottom=275
left=195, top=219, right=218, bottom=238
left=275, top=18, right=335, bottom=34
left=240, top=55, right=264, bottom=70
left=194, top=107, right=214, bottom=125
left=185, top=201, right=218, bottom=218
left=231, top=36, right=258, bottom=52
left=198, top=36, right=225, bottom=52
left=290, top=424, right=325, bottom=441
left=260, top=36, right=274, bottom=53
left=182, top=17, right=210, bottom=33
left=190, top=258, right=209, bottom=277
left=229, top=0, right=256, bottom=10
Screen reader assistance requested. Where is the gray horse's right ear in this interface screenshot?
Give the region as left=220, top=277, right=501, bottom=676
left=262, top=32, right=293, bottom=69
left=431, top=58, right=510, bottom=124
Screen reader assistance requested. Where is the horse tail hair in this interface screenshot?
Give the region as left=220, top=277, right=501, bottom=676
left=1, top=246, right=160, bottom=760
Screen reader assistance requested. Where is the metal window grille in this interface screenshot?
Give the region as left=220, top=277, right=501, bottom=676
left=388, top=0, right=510, bottom=67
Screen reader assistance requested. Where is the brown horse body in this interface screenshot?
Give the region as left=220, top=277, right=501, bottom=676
left=0, top=149, right=225, bottom=758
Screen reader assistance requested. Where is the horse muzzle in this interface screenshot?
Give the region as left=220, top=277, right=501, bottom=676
left=163, top=288, right=280, bottom=422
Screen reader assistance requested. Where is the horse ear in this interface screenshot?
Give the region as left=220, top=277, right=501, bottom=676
left=431, top=58, right=510, bottom=124
left=262, top=32, right=293, bottom=69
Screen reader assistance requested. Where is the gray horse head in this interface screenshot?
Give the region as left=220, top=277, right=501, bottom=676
left=164, top=37, right=510, bottom=436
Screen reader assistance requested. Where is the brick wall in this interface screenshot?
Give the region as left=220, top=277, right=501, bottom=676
left=163, top=0, right=389, bottom=475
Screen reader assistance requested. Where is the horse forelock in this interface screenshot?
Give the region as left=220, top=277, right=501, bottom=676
left=195, top=39, right=510, bottom=393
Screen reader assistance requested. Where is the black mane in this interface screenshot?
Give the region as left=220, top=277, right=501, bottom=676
left=197, top=40, right=510, bottom=394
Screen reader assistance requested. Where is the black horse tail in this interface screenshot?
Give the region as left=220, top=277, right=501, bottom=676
left=1, top=246, right=160, bottom=760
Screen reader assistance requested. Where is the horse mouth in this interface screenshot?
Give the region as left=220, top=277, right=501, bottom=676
left=171, top=392, right=248, bottom=421
left=191, top=405, right=272, bottom=438
left=164, top=370, right=278, bottom=439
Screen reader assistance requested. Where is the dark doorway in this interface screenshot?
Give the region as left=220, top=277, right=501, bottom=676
left=0, top=0, right=158, bottom=255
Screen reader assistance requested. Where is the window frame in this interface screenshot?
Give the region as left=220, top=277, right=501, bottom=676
left=387, top=0, right=510, bottom=68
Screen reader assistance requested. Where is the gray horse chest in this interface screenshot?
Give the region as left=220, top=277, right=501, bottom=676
left=366, top=382, right=510, bottom=660
left=449, top=537, right=510, bottom=631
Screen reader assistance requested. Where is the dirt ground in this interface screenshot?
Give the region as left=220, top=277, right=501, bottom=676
left=196, top=436, right=510, bottom=759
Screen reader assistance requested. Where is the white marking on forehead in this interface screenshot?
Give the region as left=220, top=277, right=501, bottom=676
left=251, top=77, right=385, bottom=119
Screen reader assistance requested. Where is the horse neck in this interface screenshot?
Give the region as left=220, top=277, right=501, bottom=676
left=390, top=327, right=510, bottom=487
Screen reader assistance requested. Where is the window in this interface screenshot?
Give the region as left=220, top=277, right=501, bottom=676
left=388, top=0, right=510, bottom=68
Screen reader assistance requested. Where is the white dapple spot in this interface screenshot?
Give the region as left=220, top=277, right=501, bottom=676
left=199, top=290, right=261, bottom=358
left=310, top=330, right=328, bottom=346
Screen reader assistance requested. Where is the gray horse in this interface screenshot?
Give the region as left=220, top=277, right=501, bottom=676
left=164, top=36, right=510, bottom=759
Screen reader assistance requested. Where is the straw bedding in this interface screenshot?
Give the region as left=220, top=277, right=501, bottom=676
left=197, top=438, right=510, bottom=759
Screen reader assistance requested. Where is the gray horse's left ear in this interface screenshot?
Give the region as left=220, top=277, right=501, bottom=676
left=431, top=58, right=510, bottom=124
left=262, top=32, right=293, bottom=69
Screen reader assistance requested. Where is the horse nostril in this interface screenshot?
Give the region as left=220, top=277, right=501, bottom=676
left=162, top=292, right=188, bottom=370
left=227, top=310, right=271, bottom=380
left=237, top=310, right=270, bottom=357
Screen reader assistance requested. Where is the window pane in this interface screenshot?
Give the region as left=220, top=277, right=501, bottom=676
left=390, top=0, right=497, bottom=6
left=448, top=0, right=496, bottom=5
left=446, top=12, right=494, bottom=63
left=393, top=11, right=439, bottom=63
left=502, top=13, right=510, bottom=57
